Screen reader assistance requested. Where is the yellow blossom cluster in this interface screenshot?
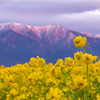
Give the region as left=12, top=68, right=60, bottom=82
left=0, top=36, right=100, bottom=100
left=74, top=35, right=87, bottom=48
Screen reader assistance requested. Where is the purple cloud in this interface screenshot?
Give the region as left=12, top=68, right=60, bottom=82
left=0, top=0, right=100, bottom=35
left=0, top=0, right=100, bottom=15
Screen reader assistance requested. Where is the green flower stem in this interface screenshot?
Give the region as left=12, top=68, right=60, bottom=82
left=86, top=64, right=88, bottom=81
left=83, top=88, right=86, bottom=100
left=83, top=46, right=86, bottom=53
left=42, top=65, right=46, bottom=85
left=86, top=64, right=89, bottom=100
left=84, top=92, right=85, bottom=100
left=80, top=59, right=83, bottom=76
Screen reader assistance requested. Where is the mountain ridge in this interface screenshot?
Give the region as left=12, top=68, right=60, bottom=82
left=0, top=23, right=100, bottom=66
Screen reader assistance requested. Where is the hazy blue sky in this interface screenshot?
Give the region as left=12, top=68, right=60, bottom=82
left=0, top=0, right=100, bottom=35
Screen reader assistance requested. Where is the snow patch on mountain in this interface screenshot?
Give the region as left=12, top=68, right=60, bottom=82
left=32, top=25, right=59, bottom=39
left=13, top=23, right=21, bottom=26
left=33, top=25, right=57, bottom=30
left=94, top=34, right=100, bottom=38
left=0, top=24, right=5, bottom=31
left=26, top=25, right=31, bottom=28
left=67, top=32, right=75, bottom=44
left=81, top=32, right=94, bottom=38
left=0, top=22, right=14, bottom=32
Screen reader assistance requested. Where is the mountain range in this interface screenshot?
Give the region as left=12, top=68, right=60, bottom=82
left=0, top=22, right=100, bottom=66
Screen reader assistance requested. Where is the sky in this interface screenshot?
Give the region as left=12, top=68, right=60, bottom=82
left=0, top=0, right=100, bottom=35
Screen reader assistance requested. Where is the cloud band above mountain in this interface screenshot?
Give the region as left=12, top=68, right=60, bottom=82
left=0, top=0, right=100, bottom=35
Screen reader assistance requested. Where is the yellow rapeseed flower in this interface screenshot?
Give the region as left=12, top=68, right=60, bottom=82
left=19, top=94, right=26, bottom=99
left=9, top=89, right=18, bottom=96
left=97, top=94, right=100, bottom=100
left=1, top=65, right=4, bottom=69
left=93, top=56, right=97, bottom=62
left=74, top=36, right=87, bottom=48
left=73, top=76, right=88, bottom=91
left=89, top=87, right=96, bottom=95
left=64, top=57, right=73, bottom=67
left=6, top=94, right=11, bottom=100
left=74, top=51, right=83, bottom=62
left=82, top=53, right=93, bottom=64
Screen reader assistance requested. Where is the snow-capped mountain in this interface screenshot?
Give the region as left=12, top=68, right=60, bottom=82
left=0, top=23, right=100, bottom=66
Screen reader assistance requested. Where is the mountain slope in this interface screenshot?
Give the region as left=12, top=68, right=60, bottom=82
left=0, top=22, right=100, bottom=66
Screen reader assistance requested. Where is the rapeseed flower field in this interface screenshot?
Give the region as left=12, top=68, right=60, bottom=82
left=0, top=36, right=100, bottom=100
